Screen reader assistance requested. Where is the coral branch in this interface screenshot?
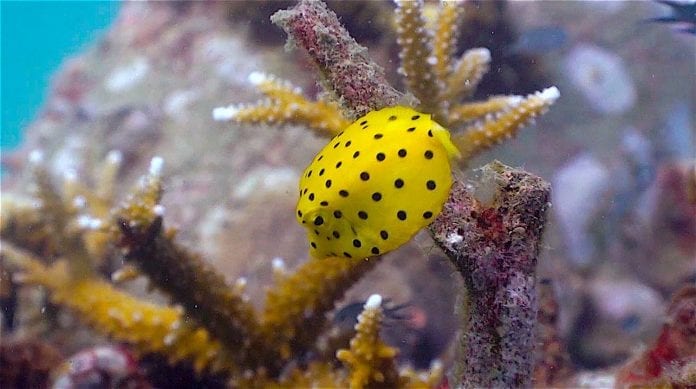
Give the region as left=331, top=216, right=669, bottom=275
left=429, top=161, right=551, bottom=388
left=213, top=72, right=350, bottom=137
left=114, top=159, right=268, bottom=372
left=30, top=155, right=94, bottom=279
left=336, top=294, right=401, bottom=389
left=453, top=87, right=560, bottom=160
left=442, top=48, right=491, bottom=102
left=261, top=255, right=380, bottom=365
left=271, top=0, right=404, bottom=118
left=2, top=243, right=229, bottom=375
left=395, top=0, right=442, bottom=117
left=447, top=95, right=522, bottom=126
left=432, top=1, right=463, bottom=85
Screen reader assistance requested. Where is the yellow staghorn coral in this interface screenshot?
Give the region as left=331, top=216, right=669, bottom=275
left=453, top=87, right=560, bottom=160
left=2, top=243, right=229, bottom=375
left=213, top=72, right=349, bottom=138
left=447, top=95, right=523, bottom=126
left=394, top=0, right=442, bottom=118
left=336, top=294, right=402, bottom=389
left=442, top=47, right=491, bottom=102
left=230, top=0, right=558, bottom=164
left=5, top=150, right=436, bottom=386
left=432, top=0, right=464, bottom=84
left=260, top=256, right=380, bottom=362
left=114, top=157, right=269, bottom=373
left=1, top=150, right=125, bottom=279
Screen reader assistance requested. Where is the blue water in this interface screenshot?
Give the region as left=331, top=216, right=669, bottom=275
left=1, top=1, right=120, bottom=150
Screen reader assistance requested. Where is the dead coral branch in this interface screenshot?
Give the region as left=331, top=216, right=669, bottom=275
left=429, top=161, right=551, bottom=388
left=271, top=0, right=404, bottom=118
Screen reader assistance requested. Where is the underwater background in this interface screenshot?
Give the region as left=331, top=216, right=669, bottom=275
left=1, top=1, right=120, bottom=149
left=1, top=1, right=694, bottom=388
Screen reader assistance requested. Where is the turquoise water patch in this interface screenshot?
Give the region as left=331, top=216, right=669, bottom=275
left=1, top=1, right=120, bottom=150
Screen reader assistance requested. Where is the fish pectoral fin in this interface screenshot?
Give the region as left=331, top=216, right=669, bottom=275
left=432, top=121, right=462, bottom=160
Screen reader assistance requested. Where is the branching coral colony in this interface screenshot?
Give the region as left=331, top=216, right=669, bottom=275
left=3, top=0, right=558, bottom=388
left=215, top=1, right=559, bottom=161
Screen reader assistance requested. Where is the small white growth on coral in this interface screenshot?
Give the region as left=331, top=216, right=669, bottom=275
left=72, top=195, right=87, bottom=209
left=446, top=233, right=463, bottom=245
left=76, top=215, right=103, bottom=230
left=107, top=307, right=120, bottom=319
left=364, top=294, right=383, bottom=310
left=539, top=86, right=561, bottom=103
left=163, top=333, right=177, bottom=346
left=106, top=150, right=123, bottom=165
left=149, top=156, right=164, bottom=176
left=153, top=204, right=166, bottom=216
left=271, top=257, right=287, bottom=273
left=131, top=310, right=144, bottom=323
left=248, top=71, right=269, bottom=85
left=212, top=105, right=240, bottom=121
left=235, top=277, right=247, bottom=289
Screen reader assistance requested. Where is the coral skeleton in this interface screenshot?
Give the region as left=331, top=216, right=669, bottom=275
left=429, top=161, right=551, bottom=388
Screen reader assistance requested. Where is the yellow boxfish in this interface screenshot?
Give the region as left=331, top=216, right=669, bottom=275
left=296, top=106, right=460, bottom=259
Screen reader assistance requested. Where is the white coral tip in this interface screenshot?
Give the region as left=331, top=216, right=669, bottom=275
left=28, top=150, right=44, bottom=165
left=539, top=86, right=560, bottom=103
left=77, top=215, right=103, bottom=230
left=72, top=195, right=87, bottom=208
left=365, top=294, right=383, bottom=309
left=106, top=150, right=123, bottom=165
left=212, top=105, right=240, bottom=121
left=153, top=204, right=165, bottom=216
left=248, top=71, right=268, bottom=85
left=235, top=277, right=247, bottom=288
left=271, top=257, right=286, bottom=272
left=470, top=47, right=491, bottom=62
left=149, top=156, right=164, bottom=176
